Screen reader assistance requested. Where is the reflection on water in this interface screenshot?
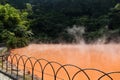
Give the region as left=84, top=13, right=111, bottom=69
left=11, top=44, right=120, bottom=79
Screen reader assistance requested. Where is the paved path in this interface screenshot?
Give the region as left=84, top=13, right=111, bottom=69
left=0, top=47, right=5, bottom=50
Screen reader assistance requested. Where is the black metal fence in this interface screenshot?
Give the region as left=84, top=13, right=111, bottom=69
left=0, top=53, right=120, bottom=80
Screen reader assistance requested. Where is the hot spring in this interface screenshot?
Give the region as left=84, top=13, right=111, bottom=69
left=11, top=44, right=120, bottom=80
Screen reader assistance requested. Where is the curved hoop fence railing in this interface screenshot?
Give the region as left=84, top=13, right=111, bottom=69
left=0, top=53, right=120, bottom=80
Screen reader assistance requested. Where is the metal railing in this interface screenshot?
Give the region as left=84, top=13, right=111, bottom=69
left=0, top=53, right=120, bottom=80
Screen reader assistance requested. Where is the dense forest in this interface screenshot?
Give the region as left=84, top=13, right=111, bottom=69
left=0, top=0, right=120, bottom=48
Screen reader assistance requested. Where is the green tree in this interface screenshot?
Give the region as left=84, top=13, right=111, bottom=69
left=0, top=4, right=32, bottom=49
left=7, top=0, right=120, bottom=43
left=109, top=3, right=120, bottom=30
left=0, top=0, right=7, bottom=4
left=106, top=3, right=120, bottom=43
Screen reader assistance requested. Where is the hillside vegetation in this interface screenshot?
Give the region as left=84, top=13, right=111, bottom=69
left=0, top=0, right=120, bottom=48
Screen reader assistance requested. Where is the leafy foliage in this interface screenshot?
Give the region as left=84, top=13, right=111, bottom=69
left=0, top=4, right=32, bottom=49
left=0, top=0, right=120, bottom=45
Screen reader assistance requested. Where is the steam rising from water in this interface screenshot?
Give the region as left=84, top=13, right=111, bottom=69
left=67, top=25, right=120, bottom=44
left=10, top=25, right=120, bottom=79
left=10, top=24, right=120, bottom=79
left=67, top=25, right=85, bottom=43
left=11, top=43, right=120, bottom=72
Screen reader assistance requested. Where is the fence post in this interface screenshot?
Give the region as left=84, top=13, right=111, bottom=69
left=41, top=71, right=44, bottom=80
left=32, top=67, right=34, bottom=80
left=5, top=56, right=8, bottom=72
left=23, top=65, right=26, bottom=80
left=1, top=55, right=4, bottom=69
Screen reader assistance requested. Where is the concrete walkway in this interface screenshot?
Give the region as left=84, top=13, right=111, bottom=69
left=0, top=47, right=6, bottom=50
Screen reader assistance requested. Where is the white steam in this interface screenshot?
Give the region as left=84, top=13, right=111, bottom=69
left=67, top=25, right=85, bottom=44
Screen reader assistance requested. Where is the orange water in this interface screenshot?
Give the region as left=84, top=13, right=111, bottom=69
left=11, top=44, right=120, bottom=80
